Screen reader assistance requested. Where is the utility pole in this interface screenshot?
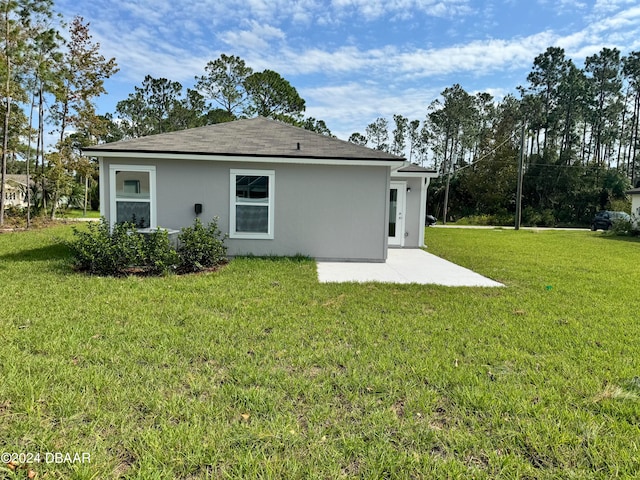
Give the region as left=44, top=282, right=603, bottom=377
left=515, top=123, right=526, bottom=230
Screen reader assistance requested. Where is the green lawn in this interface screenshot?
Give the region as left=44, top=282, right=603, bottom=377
left=1, top=226, right=639, bottom=479
left=55, top=209, right=101, bottom=219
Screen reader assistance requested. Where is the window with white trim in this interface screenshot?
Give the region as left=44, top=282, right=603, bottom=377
left=110, top=165, right=156, bottom=229
left=230, top=169, right=274, bottom=239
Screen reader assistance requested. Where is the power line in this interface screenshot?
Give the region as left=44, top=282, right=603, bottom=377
left=451, top=130, right=519, bottom=173
left=448, top=127, right=625, bottom=173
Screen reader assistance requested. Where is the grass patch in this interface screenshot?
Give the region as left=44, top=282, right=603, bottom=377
left=1, top=226, right=639, bottom=478
left=56, top=209, right=101, bottom=219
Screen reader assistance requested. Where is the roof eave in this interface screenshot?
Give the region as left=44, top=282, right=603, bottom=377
left=391, top=170, right=439, bottom=178
left=82, top=150, right=405, bottom=167
left=391, top=163, right=438, bottom=178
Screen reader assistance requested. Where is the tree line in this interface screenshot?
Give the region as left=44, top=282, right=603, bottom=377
left=102, top=54, right=331, bottom=142
left=0, top=0, right=117, bottom=225
left=2, top=2, right=638, bottom=229
left=348, top=46, right=640, bottom=226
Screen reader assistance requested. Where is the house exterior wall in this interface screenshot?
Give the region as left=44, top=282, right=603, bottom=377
left=101, top=157, right=390, bottom=261
left=631, top=194, right=640, bottom=222
left=3, top=181, right=28, bottom=208
left=403, top=177, right=424, bottom=248
left=390, top=176, right=427, bottom=248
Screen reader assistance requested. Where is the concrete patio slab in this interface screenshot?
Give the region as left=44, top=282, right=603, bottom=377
left=317, top=249, right=504, bottom=287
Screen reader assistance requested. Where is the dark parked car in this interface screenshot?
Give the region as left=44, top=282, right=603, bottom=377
left=590, top=211, right=631, bottom=231
left=426, top=215, right=437, bottom=227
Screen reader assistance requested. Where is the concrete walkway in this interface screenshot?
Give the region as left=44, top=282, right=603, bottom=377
left=317, top=249, right=504, bottom=287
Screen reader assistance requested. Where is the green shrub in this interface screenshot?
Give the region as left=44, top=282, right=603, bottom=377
left=608, top=217, right=637, bottom=237
left=4, top=205, right=27, bottom=219
left=522, top=207, right=556, bottom=227
left=177, top=218, right=227, bottom=272
left=456, top=212, right=514, bottom=226
left=67, top=218, right=227, bottom=276
left=68, top=219, right=177, bottom=276
left=68, top=219, right=143, bottom=275
left=141, top=228, right=180, bottom=275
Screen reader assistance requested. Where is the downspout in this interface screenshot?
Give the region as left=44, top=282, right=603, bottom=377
left=98, top=157, right=105, bottom=219
left=419, top=177, right=428, bottom=248
left=382, top=166, right=391, bottom=261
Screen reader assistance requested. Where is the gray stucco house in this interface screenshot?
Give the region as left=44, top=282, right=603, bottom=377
left=84, top=117, right=437, bottom=262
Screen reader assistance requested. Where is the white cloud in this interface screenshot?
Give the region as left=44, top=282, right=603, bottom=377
left=254, top=31, right=555, bottom=82
left=53, top=0, right=640, bottom=139
left=329, top=0, right=472, bottom=20
left=302, top=82, right=442, bottom=138
left=593, top=0, right=636, bottom=15
left=392, top=32, right=558, bottom=79
left=593, top=5, right=640, bottom=30
left=76, top=0, right=640, bottom=83
left=561, top=5, right=640, bottom=59
left=538, top=0, right=587, bottom=11
left=238, top=30, right=560, bottom=84
left=218, top=21, right=287, bottom=51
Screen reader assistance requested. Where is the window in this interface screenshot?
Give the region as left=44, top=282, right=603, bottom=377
left=230, top=169, right=274, bottom=239
left=123, top=179, right=140, bottom=194
left=109, top=165, right=156, bottom=229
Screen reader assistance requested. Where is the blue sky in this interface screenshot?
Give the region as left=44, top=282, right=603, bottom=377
left=55, top=0, right=640, bottom=141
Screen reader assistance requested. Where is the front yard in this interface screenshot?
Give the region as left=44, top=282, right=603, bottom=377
left=0, top=226, right=639, bottom=478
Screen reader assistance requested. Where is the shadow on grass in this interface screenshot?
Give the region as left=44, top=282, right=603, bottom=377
left=0, top=242, right=72, bottom=263
left=595, top=234, right=640, bottom=244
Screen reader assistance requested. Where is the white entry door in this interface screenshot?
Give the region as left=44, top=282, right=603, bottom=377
left=388, top=181, right=406, bottom=247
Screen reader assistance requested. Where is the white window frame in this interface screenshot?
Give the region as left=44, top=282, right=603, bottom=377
left=109, top=164, right=156, bottom=229
left=230, top=169, right=275, bottom=239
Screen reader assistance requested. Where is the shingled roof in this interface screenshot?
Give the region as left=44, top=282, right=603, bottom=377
left=85, top=117, right=405, bottom=162
left=397, top=164, right=437, bottom=173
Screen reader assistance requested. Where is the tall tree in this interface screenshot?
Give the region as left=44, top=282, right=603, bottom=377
left=391, top=114, right=408, bottom=157
left=50, top=15, right=117, bottom=218
left=472, top=92, right=496, bottom=157
left=25, top=11, right=62, bottom=214
left=243, top=69, right=305, bottom=122
left=623, top=51, right=640, bottom=182
left=524, top=47, right=569, bottom=155
left=300, top=117, right=333, bottom=136
left=365, top=117, right=389, bottom=152
left=584, top=47, right=624, bottom=167
left=407, top=119, right=421, bottom=163
left=53, top=16, right=118, bottom=145
left=168, top=88, right=209, bottom=131
left=114, top=75, right=184, bottom=138
left=556, top=60, right=588, bottom=164
left=0, top=0, right=55, bottom=225
left=428, top=84, right=477, bottom=222
left=195, top=54, right=252, bottom=118
left=348, top=132, right=367, bottom=146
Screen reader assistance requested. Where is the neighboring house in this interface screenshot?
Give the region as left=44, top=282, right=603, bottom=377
left=83, top=117, right=437, bottom=262
left=3, top=175, right=29, bottom=208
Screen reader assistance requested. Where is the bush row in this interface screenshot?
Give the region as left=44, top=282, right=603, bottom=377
left=67, top=218, right=227, bottom=276
left=608, top=216, right=640, bottom=237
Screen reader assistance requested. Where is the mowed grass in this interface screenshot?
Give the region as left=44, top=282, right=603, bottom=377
left=1, top=226, right=640, bottom=479
left=56, top=209, right=101, bottom=219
